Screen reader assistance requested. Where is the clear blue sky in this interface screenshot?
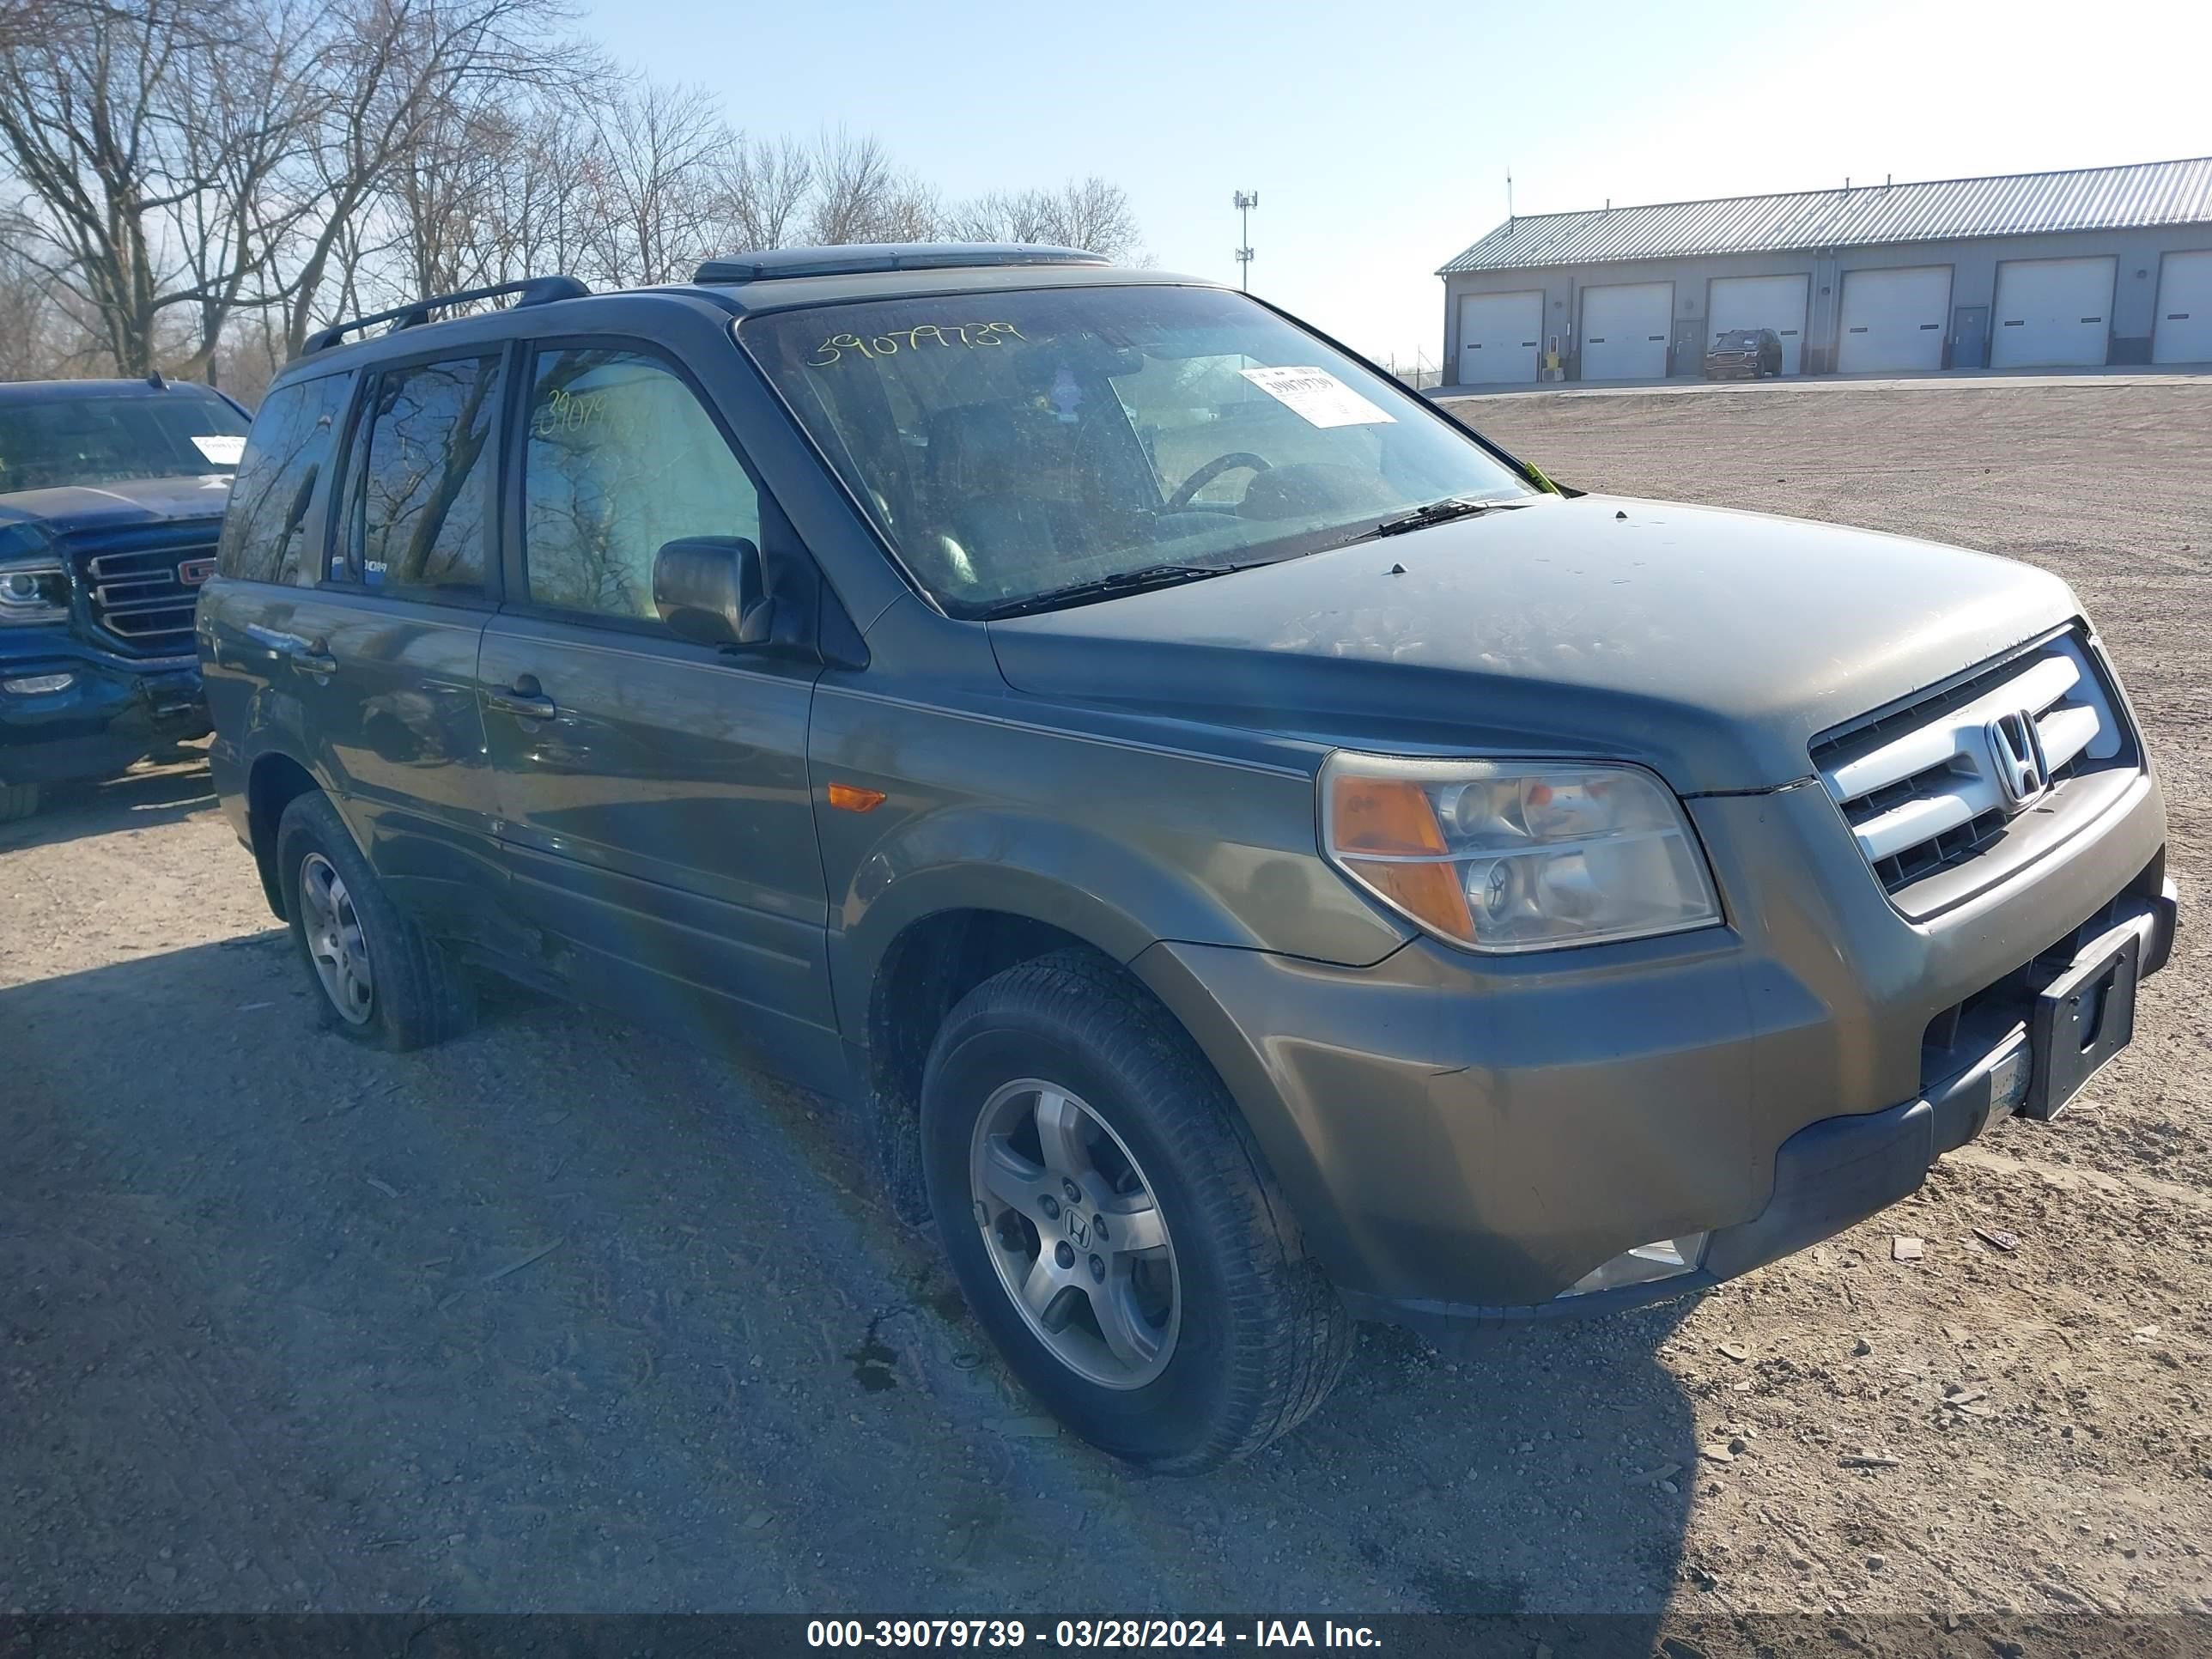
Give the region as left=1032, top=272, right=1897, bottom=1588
left=585, top=0, right=2211, bottom=367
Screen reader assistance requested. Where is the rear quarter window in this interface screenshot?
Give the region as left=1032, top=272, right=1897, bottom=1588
left=216, top=372, right=356, bottom=585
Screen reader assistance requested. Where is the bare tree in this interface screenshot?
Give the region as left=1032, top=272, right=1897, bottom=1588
left=0, top=5, right=1149, bottom=381
left=275, top=0, right=583, bottom=357
left=580, top=76, right=732, bottom=287
left=0, top=236, right=90, bottom=380
left=167, top=0, right=324, bottom=380
left=947, top=176, right=1143, bottom=260
left=805, top=128, right=939, bottom=246
left=493, top=109, right=596, bottom=283
left=0, top=0, right=57, bottom=53
left=441, top=105, right=584, bottom=288
left=715, top=131, right=813, bottom=252
left=0, top=0, right=309, bottom=375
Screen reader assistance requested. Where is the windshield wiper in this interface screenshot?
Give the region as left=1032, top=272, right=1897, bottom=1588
left=976, top=562, right=1250, bottom=620
left=1364, top=495, right=1526, bottom=538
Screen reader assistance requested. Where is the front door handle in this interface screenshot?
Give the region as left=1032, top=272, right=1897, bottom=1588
left=487, top=677, right=556, bottom=721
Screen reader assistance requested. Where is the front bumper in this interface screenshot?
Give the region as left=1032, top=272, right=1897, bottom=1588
left=0, top=629, right=206, bottom=786
left=1133, top=769, right=2175, bottom=1328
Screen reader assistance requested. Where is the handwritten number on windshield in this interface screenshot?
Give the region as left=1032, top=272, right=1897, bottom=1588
left=807, top=321, right=1026, bottom=368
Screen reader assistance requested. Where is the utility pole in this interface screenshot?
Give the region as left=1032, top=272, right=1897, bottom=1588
left=1233, top=191, right=1258, bottom=289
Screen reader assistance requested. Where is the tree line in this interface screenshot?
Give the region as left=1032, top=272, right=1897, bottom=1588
left=0, top=0, right=1143, bottom=399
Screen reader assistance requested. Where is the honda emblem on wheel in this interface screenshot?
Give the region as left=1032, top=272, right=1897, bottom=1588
left=1985, top=708, right=2049, bottom=811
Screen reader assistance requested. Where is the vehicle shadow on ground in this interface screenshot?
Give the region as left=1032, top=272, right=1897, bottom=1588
left=0, top=760, right=215, bottom=853
left=3, top=928, right=1699, bottom=1635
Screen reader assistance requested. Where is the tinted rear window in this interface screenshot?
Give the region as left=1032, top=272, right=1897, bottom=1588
left=216, top=373, right=355, bottom=585
left=338, top=356, right=501, bottom=601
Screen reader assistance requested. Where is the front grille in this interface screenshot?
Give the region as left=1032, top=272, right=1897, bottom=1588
left=1810, top=628, right=2134, bottom=896
left=66, top=523, right=220, bottom=654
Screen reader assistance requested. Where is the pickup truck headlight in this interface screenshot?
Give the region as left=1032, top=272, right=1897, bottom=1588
left=0, top=556, right=71, bottom=627
left=1320, top=753, right=1722, bottom=952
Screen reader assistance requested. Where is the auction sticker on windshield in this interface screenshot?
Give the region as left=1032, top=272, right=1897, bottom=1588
left=191, top=434, right=246, bottom=465
left=1238, top=366, right=1395, bottom=428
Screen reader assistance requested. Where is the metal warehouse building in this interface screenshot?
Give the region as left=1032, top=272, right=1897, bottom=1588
left=1437, top=157, right=2212, bottom=386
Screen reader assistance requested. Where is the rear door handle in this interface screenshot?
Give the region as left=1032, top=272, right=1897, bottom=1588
left=245, top=625, right=337, bottom=674
left=487, top=677, right=556, bottom=720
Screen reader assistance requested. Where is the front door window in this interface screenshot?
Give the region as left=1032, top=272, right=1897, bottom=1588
left=520, top=348, right=763, bottom=622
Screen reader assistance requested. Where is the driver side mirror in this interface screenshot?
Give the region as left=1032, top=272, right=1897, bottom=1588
left=653, top=536, right=769, bottom=647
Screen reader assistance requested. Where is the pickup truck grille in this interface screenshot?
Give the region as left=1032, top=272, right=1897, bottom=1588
left=66, top=523, right=220, bottom=655
left=1811, top=629, right=2133, bottom=896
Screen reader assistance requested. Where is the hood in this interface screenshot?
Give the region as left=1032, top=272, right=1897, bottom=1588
left=986, top=494, right=2081, bottom=793
left=0, top=474, right=234, bottom=539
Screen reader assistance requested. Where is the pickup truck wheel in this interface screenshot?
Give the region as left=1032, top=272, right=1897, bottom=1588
left=274, top=792, right=474, bottom=1050
left=0, top=782, right=38, bottom=823
left=921, top=949, right=1352, bottom=1472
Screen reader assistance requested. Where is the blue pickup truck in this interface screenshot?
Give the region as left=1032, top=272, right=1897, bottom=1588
left=0, top=376, right=251, bottom=821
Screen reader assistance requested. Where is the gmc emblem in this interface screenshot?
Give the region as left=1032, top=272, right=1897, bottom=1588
left=178, top=557, right=218, bottom=586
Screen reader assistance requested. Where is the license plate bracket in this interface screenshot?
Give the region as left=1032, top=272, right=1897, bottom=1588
left=2024, top=925, right=2142, bottom=1121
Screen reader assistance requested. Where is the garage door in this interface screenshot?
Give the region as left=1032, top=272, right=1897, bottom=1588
left=1709, top=274, right=1809, bottom=374
left=1837, top=266, right=1952, bottom=373
left=2152, top=250, right=2212, bottom=364
left=1580, top=283, right=1673, bottom=380
left=1990, top=258, right=2115, bottom=368
left=1455, top=291, right=1543, bottom=385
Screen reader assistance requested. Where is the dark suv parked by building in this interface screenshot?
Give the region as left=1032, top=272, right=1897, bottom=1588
left=1, top=376, right=247, bottom=821
left=201, top=247, right=2177, bottom=1471
left=1704, top=326, right=1784, bottom=378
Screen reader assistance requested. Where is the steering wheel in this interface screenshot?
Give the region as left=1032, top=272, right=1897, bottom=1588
left=1166, top=452, right=1271, bottom=512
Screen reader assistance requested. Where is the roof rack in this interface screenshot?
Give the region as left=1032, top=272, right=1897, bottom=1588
left=300, top=275, right=590, bottom=357
left=693, top=243, right=1109, bottom=286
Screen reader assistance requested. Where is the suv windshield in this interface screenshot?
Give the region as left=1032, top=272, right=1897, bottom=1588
left=1714, top=331, right=1763, bottom=349
left=0, top=392, right=249, bottom=496
left=744, top=284, right=1534, bottom=616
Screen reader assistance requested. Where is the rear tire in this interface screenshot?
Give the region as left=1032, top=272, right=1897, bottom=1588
left=921, top=949, right=1352, bottom=1473
left=0, top=782, right=38, bottom=823
left=275, top=791, right=474, bottom=1050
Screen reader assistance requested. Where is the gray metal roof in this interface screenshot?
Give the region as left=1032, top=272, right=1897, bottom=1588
left=1438, top=157, right=2212, bottom=275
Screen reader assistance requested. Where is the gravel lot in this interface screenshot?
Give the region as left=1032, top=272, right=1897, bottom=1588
left=3, top=378, right=2208, bottom=1641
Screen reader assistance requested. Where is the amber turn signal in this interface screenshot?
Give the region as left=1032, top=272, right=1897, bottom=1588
left=828, top=782, right=887, bottom=813
left=1325, top=772, right=1474, bottom=940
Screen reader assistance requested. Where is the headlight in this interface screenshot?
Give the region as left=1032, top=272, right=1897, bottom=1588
left=0, top=557, right=71, bottom=627
left=1320, top=753, right=1722, bottom=952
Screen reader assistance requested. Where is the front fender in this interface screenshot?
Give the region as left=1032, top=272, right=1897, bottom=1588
left=806, top=665, right=1412, bottom=1043
left=828, top=805, right=1253, bottom=1034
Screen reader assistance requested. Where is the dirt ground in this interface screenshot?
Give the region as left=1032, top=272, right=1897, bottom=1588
left=3, top=378, right=2209, bottom=1642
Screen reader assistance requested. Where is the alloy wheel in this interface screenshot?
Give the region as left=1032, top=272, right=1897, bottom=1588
left=968, top=1079, right=1181, bottom=1389
left=298, top=851, right=374, bottom=1025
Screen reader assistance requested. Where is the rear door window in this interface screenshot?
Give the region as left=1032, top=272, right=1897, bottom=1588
left=215, top=373, right=353, bottom=585
left=337, top=356, right=502, bottom=601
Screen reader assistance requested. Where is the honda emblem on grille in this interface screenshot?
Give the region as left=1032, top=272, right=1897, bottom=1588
left=1985, top=709, right=2049, bottom=811
left=178, top=557, right=217, bottom=586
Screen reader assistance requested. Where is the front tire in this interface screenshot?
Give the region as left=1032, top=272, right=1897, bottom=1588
left=0, top=782, right=39, bottom=823
left=275, top=791, right=474, bottom=1050
left=921, top=950, right=1352, bottom=1472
